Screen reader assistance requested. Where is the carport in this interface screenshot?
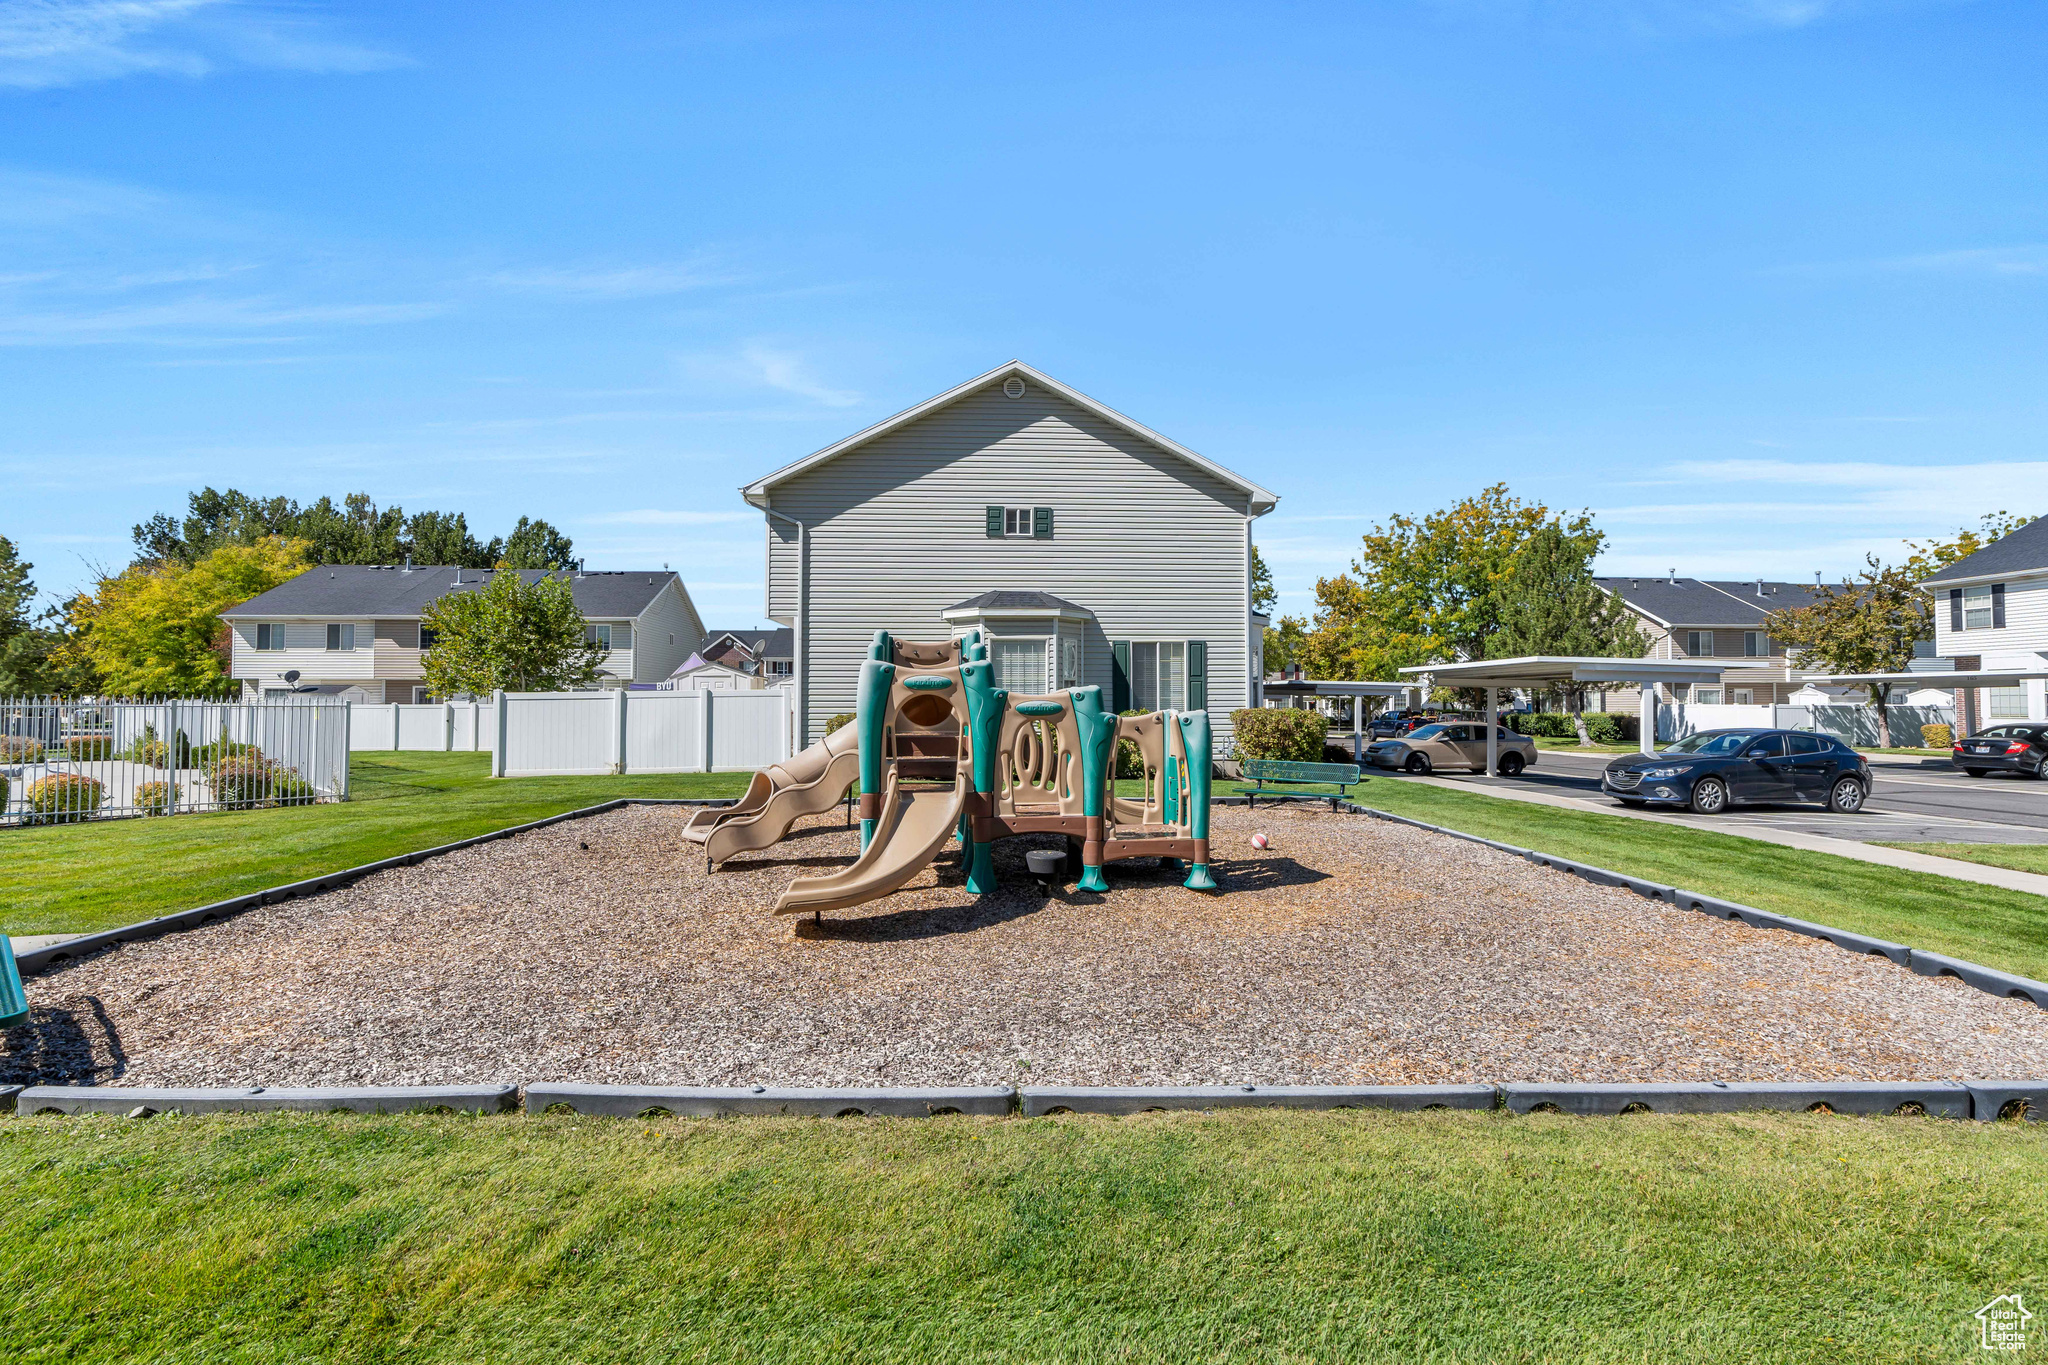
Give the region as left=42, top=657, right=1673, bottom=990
left=1259, top=679, right=1419, bottom=759
left=1814, top=668, right=2048, bottom=731
left=1396, top=656, right=1778, bottom=776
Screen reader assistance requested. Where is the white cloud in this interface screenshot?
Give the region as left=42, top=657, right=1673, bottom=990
left=679, top=342, right=862, bottom=408
left=0, top=0, right=403, bottom=90
left=485, top=259, right=740, bottom=299
left=0, top=291, right=442, bottom=345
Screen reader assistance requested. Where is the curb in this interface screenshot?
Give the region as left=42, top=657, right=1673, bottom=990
left=15, top=1084, right=518, bottom=1116
left=1342, top=803, right=2038, bottom=1008
left=14, top=798, right=728, bottom=977
left=1017, top=1084, right=1497, bottom=1117
left=1500, top=1081, right=1969, bottom=1118
left=0, top=1085, right=19, bottom=1114
left=525, top=1084, right=1015, bottom=1118
left=1907, top=951, right=2048, bottom=1007
left=1964, top=1082, right=2048, bottom=1123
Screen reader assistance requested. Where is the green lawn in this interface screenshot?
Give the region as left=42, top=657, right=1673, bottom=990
left=0, top=752, right=748, bottom=938
left=1877, top=842, right=2048, bottom=878
left=2, top=1107, right=2037, bottom=1363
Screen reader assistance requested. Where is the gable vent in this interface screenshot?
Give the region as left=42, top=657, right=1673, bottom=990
left=1002, top=377, right=1026, bottom=399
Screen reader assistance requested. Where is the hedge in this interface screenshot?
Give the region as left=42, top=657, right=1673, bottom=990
left=63, top=734, right=114, bottom=761
left=1921, top=723, right=1953, bottom=749
left=135, top=781, right=175, bottom=815
left=1229, top=708, right=1329, bottom=763
left=0, top=736, right=42, bottom=763
left=207, top=754, right=316, bottom=809
left=23, top=772, right=103, bottom=824
left=822, top=713, right=855, bottom=736
left=1506, top=712, right=1638, bottom=744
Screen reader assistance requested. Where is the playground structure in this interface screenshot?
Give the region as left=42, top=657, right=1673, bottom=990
left=769, top=629, right=1214, bottom=918
left=679, top=723, right=859, bottom=868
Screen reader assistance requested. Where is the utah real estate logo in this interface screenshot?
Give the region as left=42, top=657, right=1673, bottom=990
left=1976, top=1295, right=2032, bottom=1352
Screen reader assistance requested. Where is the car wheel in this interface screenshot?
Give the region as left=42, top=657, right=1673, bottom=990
left=1689, top=777, right=1728, bottom=815
left=1964, top=768, right=1988, bottom=778
left=1404, top=753, right=1432, bottom=775
left=1497, top=752, right=1525, bottom=776
left=1829, top=777, right=1866, bottom=814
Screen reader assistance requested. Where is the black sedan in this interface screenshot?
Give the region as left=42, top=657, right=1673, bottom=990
left=1601, top=729, right=1873, bottom=815
left=1953, top=724, right=2048, bottom=779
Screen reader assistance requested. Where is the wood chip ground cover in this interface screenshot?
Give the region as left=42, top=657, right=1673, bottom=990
left=9, top=805, right=2047, bottom=1088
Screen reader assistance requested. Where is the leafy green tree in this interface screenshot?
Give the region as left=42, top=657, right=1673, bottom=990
left=1298, top=484, right=1594, bottom=681
left=1249, top=544, right=1276, bottom=615
left=1262, top=614, right=1308, bottom=678
left=59, top=538, right=308, bottom=696
left=0, top=535, right=59, bottom=693
left=1903, top=511, right=2035, bottom=582
left=1767, top=555, right=1927, bottom=748
left=1488, top=524, right=1645, bottom=743
left=420, top=571, right=607, bottom=697
left=499, top=516, right=577, bottom=570
left=403, top=509, right=492, bottom=566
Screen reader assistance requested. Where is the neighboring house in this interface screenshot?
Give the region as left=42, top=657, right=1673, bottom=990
left=1595, top=577, right=1827, bottom=711
left=675, top=627, right=795, bottom=680
left=220, top=566, right=705, bottom=702
left=663, top=659, right=769, bottom=692
left=742, top=360, right=1277, bottom=748
left=1923, top=516, right=2048, bottom=728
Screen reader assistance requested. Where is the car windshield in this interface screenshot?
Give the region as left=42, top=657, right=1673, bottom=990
left=1407, top=724, right=1447, bottom=740
left=1664, top=731, right=1760, bottom=757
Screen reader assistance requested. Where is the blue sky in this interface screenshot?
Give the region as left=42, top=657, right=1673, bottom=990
left=1, top=0, right=2042, bottom=628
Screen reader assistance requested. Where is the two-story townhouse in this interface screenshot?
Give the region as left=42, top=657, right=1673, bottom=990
left=1593, top=577, right=1825, bottom=712
left=742, top=361, right=1277, bottom=748
left=1923, top=516, right=2048, bottom=730
left=219, top=566, right=705, bottom=701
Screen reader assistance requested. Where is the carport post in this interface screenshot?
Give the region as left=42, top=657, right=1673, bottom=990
left=1352, top=692, right=1364, bottom=761
left=1639, top=682, right=1657, bottom=754
left=1485, top=686, right=1498, bottom=776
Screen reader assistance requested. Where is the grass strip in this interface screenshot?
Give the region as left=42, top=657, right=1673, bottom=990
left=0, top=1107, right=2036, bottom=1364
left=1876, top=842, right=2048, bottom=878
left=0, top=752, right=750, bottom=938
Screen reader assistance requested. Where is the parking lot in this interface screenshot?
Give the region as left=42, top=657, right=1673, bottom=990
left=1398, top=747, right=2048, bottom=846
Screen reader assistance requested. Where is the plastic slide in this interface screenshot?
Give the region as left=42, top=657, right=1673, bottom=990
left=773, top=769, right=967, bottom=916
left=682, top=725, right=860, bottom=867
left=0, top=936, right=28, bottom=1028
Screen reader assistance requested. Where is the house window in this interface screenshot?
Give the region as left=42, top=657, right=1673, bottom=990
left=1988, top=686, right=2026, bottom=718
left=987, top=505, right=1053, bottom=538
left=992, top=638, right=1049, bottom=694
left=587, top=624, right=632, bottom=651
left=1685, top=631, right=1714, bottom=656
left=766, top=659, right=792, bottom=678
left=1695, top=687, right=1722, bottom=705
left=1963, top=584, right=1996, bottom=630
left=419, top=626, right=438, bottom=651
left=255, top=624, right=285, bottom=652
left=1731, top=688, right=1754, bottom=706
left=1131, top=641, right=1187, bottom=711
left=1743, top=631, right=1769, bottom=657
left=326, top=624, right=355, bottom=651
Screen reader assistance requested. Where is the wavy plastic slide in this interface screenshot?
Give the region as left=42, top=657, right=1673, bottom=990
left=773, top=770, right=966, bottom=916
left=681, top=725, right=860, bottom=867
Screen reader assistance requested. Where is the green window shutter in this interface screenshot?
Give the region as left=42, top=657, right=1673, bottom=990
left=1033, top=506, right=1053, bottom=539
left=986, top=505, right=1004, bottom=537
left=1111, top=640, right=1131, bottom=712
left=1185, top=640, right=1207, bottom=712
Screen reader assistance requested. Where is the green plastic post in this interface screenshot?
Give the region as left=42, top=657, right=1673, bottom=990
left=868, top=630, right=893, bottom=663
left=961, top=659, right=1004, bottom=893
left=1072, top=686, right=1114, bottom=891
left=855, top=658, right=894, bottom=850
left=0, top=935, right=27, bottom=1028
left=1179, top=711, right=1216, bottom=890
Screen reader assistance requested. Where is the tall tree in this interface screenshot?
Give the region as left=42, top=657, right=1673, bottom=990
left=1298, top=484, right=1593, bottom=681
left=1262, top=613, right=1309, bottom=678
left=499, top=516, right=577, bottom=570
left=419, top=571, right=607, bottom=697
left=1902, top=511, right=2036, bottom=582
left=0, top=534, right=58, bottom=694
left=1767, top=555, right=1927, bottom=748
left=1488, top=524, right=1644, bottom=743
left=1249, top=543, right=1276, bottom=615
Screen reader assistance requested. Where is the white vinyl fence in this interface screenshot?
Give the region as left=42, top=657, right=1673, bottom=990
left=492, top=689, right=793, bottom=777
left=1658, top=702, right=1956, bottom=745
left=347, top=701, right=497, bottom=752
left=1, top=695, right=350, bottom=827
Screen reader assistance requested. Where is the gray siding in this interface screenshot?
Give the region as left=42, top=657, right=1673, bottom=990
left=766, top=516, right=800, bottom=624
left=765, top=381, right=1255, bottom=747
left=632, top=580, right=707, bottom=683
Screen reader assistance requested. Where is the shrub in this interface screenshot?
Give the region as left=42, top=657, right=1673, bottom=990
left=135, top=781, right=175, bottom=815
left=1921, top=723, right=1953, bottom=749
left=64, top=734, right=114, bottom=761
left=0, top=736, right=42, bottom=764
left=822, top=713, right=855, bottom=736
left=206, top=754, right=316, bottom=808
left=1229, top=707, right=1329, bottom=764
left=24, top=772, right=103, bottom=824
left=124, top=725, right=191, bottom=770
left=0, top=772, right=7, bottom=810
left=1322, top=743, right=1360, bottom=765
left=1508, top=712, right=1637, bottom=744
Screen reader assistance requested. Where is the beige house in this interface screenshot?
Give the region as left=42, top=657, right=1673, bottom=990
left=1593, top=576, right=1824, bottom=712
left=743, top=361, right=1277, bottom=748
left=220, top=566, right=703, bottom=701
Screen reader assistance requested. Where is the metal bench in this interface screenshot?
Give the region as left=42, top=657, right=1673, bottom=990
left=1240, top=759, right=1363, bottom=811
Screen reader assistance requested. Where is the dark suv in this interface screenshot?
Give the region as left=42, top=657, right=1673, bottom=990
left=1601, top=728, right=1873, bottom=815
left=1953, top=724, right=2048, bottom=779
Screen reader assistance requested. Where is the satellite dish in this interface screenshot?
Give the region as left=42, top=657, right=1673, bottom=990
left=283, top=670, right=301, bottom=684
